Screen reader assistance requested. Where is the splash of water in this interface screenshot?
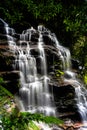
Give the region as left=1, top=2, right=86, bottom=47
left=64, top=67, right=87, bottom=123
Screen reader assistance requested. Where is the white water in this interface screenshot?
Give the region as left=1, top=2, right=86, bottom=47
left=12, top=25, right=56, bottom=116
left=1, top=17, right=87, bottom=123
left=64, top=68, right=87, bottom=123
left=48, top=32, right=71, bottom=70
left=48, top=29, right=87, bottom=122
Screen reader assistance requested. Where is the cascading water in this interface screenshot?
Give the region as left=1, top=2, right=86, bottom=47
left=48, top=27, right=87, bottom=123
left=48, top=32, right=71, bottom=71
left=1, top=18, right=87, bottom=125
left=13, top=25, right=56, bottom=116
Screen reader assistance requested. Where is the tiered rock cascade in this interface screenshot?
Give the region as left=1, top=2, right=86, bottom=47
left=0, top=19, right=87, bottom=122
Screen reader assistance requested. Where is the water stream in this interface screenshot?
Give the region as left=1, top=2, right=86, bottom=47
left=49, top=28, right=87, bottom=123
left=1, top=18, right=87, bottom=125
left=13, top=25, right=56, bottom=116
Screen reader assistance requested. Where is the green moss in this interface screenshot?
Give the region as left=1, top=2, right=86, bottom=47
left=55, top=70, right=64, bottom=78
left=84, top=74, right=87, bottom=84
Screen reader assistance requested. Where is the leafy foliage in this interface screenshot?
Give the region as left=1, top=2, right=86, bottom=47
left=0, top=0, right=87, bottom=44
left=0, top=0, right=87, bottom=33
left=0, top=77, right=13, bottom=115
left=29, top=121, right=40, bottom=130
left=55, top=70, right=64, bottom=78
left=1, top=110, right=64, bottom=130
left=0, top=0, right=86, bottom=56
left=72, top=36, right=87, bottom=84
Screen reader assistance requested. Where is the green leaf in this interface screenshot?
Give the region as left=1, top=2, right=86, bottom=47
left=29, top=121, right=40, bottom=130
left=0, top=85, right=13, bottom=97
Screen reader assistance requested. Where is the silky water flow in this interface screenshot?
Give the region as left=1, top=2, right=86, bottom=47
left=12, top=26, right=56, bottom=116
left=52, top=29, right=87, bottom=123
left=2, top=18, right=87, bottom=122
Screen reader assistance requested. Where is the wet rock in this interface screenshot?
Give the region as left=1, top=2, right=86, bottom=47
left=2, top=79, right=20, bottom=94
left=0, top=71, right=20, bottom=81
left=49, top=83, right=78, bottom=117
left=0, top=50, right=15, bottom=71
left=0, top=20, right=81, bottom=122
left=0, top=27, right=15, bottom=35
left=71, top=59, right=80, bottom=70
left=0, top=22, right=19, bottom=94
left=64, top=71, right=75, bottom=80
left=0, top=34, right=14, bottom=44
left=0, top=18, right=15, bottom=35
left=0, top=18, right=8, bottom=27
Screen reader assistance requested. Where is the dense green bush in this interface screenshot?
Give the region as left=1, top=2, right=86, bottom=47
left=1, top=109, right=64, bottom=130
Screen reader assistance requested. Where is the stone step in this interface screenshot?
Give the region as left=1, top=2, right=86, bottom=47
left=0, top=71, right=20, bottom=80
left=2, top=79, right=19, bottom=94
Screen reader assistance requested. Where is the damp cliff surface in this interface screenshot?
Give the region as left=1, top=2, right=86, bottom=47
left=0, top=19, right=83, bottom=120
left=0, top=20, right=20, bottom=96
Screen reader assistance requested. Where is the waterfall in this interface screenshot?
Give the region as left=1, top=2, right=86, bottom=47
left=48, top=29, right=87, bottom=122
left=48, top=32, right=71, bottom=71
left=1, top=18, right=87, bottom=123
left=13, top=25, right=56, bottom=116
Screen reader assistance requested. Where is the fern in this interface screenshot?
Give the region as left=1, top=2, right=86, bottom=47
left=29, top=121, right=40, bottom=130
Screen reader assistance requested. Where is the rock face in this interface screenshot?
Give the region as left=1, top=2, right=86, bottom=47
left=0, top=19, right=20, bottom=94
left=0, top=19, right=79, bottom=120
